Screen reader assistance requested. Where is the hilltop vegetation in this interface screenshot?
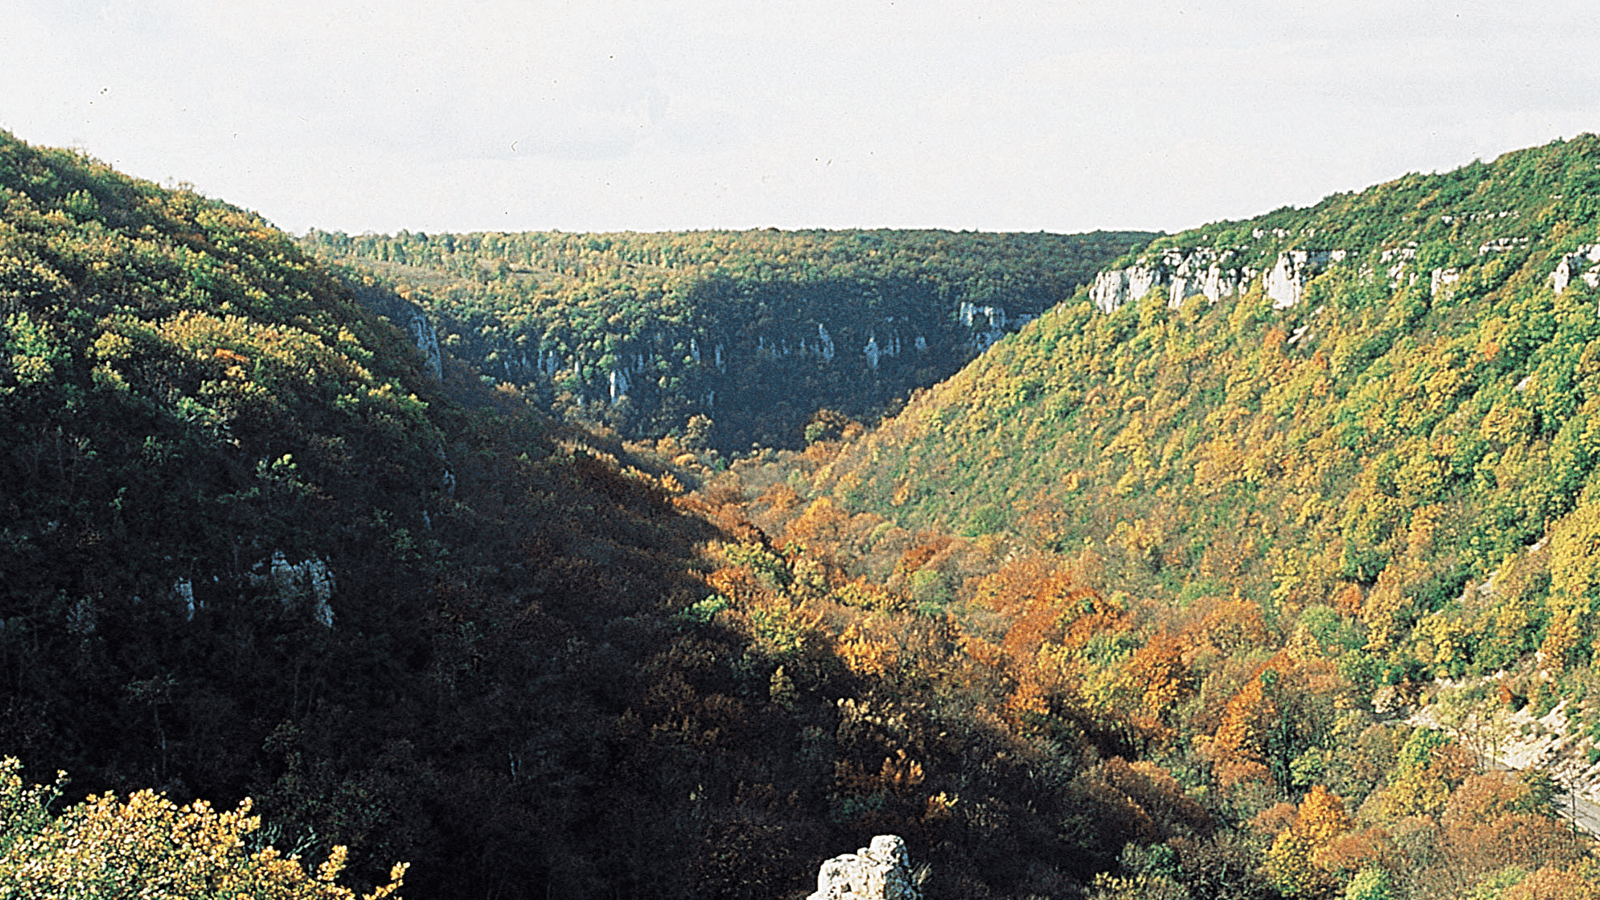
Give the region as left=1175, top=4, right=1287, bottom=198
left=0, top=130, right=822, bottom=897
left=299, top=227, right=1152, bottom=452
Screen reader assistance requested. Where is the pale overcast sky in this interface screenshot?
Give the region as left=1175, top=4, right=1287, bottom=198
left=3, top=1, right=1598, bottom=237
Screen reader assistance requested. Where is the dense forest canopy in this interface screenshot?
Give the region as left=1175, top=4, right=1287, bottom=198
left=635, top=133, right=1600, bottom=899
left=6, top=126, right=1600, bottom=900
left=298, top=227, right=1153, bottom=452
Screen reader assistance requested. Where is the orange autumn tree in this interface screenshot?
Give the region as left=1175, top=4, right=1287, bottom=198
left=1263, top=785, right=1353, bottom=898
left=1438, top=770, right=1577, bottom=885
left=1207, top=659, right=1286, bottom=789
left=1118, top=630, right=1191, bottom=739
left=964, top=556, right=1131, bottom=726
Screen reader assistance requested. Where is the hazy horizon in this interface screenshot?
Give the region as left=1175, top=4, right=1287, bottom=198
left=4, top=0, right=1599, bottom=237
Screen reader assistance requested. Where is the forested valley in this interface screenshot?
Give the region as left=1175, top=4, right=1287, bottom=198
left=296, top=226, right=1150, bottom=453
left=5, top=127, right=1600, bottom=900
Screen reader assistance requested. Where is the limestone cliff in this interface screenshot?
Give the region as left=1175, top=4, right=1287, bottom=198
left=1552, top=244, right=1600, bottom=294
left=1090, top=247, right=1259, bottom=313
left=350, top=282, right=445, bottom=382
left=1263, top=249, right=1346, bottom=309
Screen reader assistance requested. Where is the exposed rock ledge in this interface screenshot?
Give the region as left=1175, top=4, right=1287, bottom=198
left=1409, top=678, right=1600, bottom=838
left=1264, top=249, right=1345, bottom=309
left=1552, top=244, right=1600, bottom=295
left=1090, top=247, right=1257, bottom=314
left=1091, top=247, right=1350, bottom=313
left=807, top=834, right=924, bottom=900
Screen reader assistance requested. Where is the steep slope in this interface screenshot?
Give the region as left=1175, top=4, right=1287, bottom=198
left=661, top=135, right=1600, bottom=900
left=299, top=228, right=1154, bottom=453
left=0, top=131, right=730, bottom=897
left=817, top=134, right=1600, bottom=686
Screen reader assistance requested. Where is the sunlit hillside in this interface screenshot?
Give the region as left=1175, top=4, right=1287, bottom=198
left=819, top=135, right=1600, bottom=685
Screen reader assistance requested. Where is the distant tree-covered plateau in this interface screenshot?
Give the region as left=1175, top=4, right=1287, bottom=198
left=298, top=227, right=1154, bottom=453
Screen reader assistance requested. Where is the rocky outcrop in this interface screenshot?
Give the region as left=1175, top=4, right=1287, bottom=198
left=1478, top=236, right=1529, bottom=255
left=1264, top=250, right=1344, bottom=309
left=1168, top=249, right=1256, bottom=309
left=958, top=302, right=1013, bottom=348
left=864, top=334, right=882, bottom=369
left=1380, top=245, right=1418, bottom=286
left=1430, top=267, right=1462, bottom=300
left=402, top=306, right=444, bottom=381
left=352, top=286, right=444, bottom=381
left=1552, top=245, right=1600, bottom=295
left=253, top=552, right=336, bottom=627
left=1089, top=263, right=1164, bottom=313
left=1090, top=248, right=1257, bottom=313
left=1091, top=246, right=1354, bottom=313
left=175, top=577, right=197, bottom=620
left=807, top=835, right=923, bottom=900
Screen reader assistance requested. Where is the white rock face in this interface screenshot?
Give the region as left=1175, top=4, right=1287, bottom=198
left=1168, top=249, right=1255, bottom=309
left=1090, top=266, right=1164, bottom=313
left=399, top=308, right=443, bottom=381
left=959, top=302, right=1007, bottom=329
left=959, top=302, right=1010, bottom=347
left=259, top=552, right=336, bottom=627
left=1088, top=269, right=1128, bottom=313
left=175, top=578, right=196, bottom=621
left=1431, top=268, right=1462, bottom=299
left=1090, top=248, right=1257, bottom=313
left=808, top=835, right=923, bottom=900
left=1551, top=245, right=1600, bottom=295
left=818, top=323, right=837, bottom=361
left=1264, top=250, right=1344, bottom=309
left=1478, top=236, right=1529, bottom=255
left=1381, top=246, right=1418, bottom=284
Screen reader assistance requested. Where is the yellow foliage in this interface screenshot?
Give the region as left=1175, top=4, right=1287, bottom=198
left=878, top=749, right=925, bottom=793
left=1004, top=679, right=1051, bottom=722
left=0, top=758, right=406, bottom=899
left=1541, top=501, right=1600, bottom=670
left=922, top=791, right=959, bottom=823
left=837, top=623, right=898, bottom=677
left=833, top=578, right=903, bottom=613
left=890, top=480, right=911, bottom=506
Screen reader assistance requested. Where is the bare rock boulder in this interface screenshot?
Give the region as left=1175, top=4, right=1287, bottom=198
left=807, top=834, right=923, bottom=900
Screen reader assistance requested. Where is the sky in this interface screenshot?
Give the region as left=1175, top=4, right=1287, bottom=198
left=3, top=1, right=1599, bottom=237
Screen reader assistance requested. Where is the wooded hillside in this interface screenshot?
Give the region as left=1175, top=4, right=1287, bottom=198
left=707, top=134, right=1600, bottom=899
